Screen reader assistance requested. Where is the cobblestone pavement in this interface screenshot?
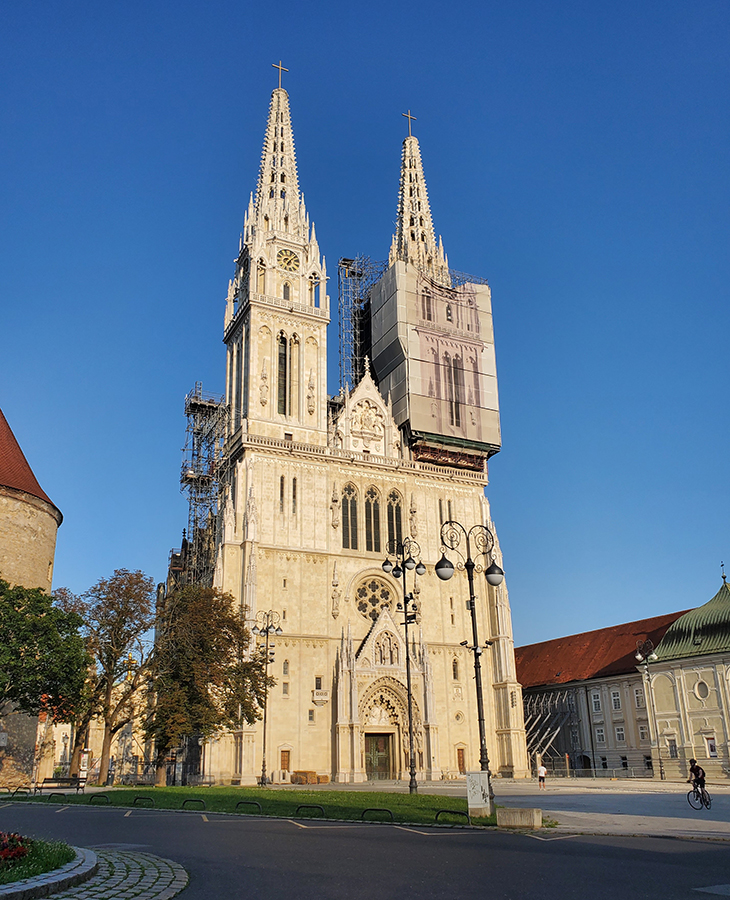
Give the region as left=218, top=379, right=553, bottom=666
left=49, top=850, right=188, bottom=900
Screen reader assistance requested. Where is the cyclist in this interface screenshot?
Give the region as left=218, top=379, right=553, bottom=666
left=687, top=759, right=707, bottom=795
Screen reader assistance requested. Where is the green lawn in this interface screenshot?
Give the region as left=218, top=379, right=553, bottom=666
left=29, top=786, right=494, bottom=827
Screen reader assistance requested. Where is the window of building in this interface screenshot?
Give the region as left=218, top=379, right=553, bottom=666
left=445, top=304, right=453, bottom=322
left=615, top=726, right=626, bottom=743
left=280, top=750, right=290, bottom=772
left=668, top=739, right=678, bottom=759
left=639, top=725, right=649, bottom=741
left=601, top=757, right=608, bottom=769
left=571, top=727, right=580, bottom=749
left=596, top=727, right=605, bottom=744
left=592, top=691, right=601, bottom=713
left=283, top=660, right=289, bottom=676
left=634, top=687, right=645, bottom=708
left=282, top=682, right=289, bottom=696
left=387, top=490, right=403, bottom=549
left=620, top=756, right=628, bottom=768
left=452, top=659, right=459, bottom=681
left=292, top=477, right=297, bottom=515
left=277, top=332, right=288, bottom=415
left=422, top=289, right=432, bottom=321
left=282, top=282, right=290, bottom=301
left=233, top=734, right=243, bottom=777
left=707, top=736, right=718, bottom=758
left=308, top=709, right=315, bottom=723
left=611, top=690, right=621, bottom=711
left=257, top=260, right=266, bottom=293
left=355, top=577, right=392, bottom=622
left=279, top=475, right=285, bottom=514
left=342, top=484, right=358, bottom=549
left=315, top=676, right=322, bottom=691
left=365, top=487, right=381, bottom=553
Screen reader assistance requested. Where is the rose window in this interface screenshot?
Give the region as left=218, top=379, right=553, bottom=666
left=356, top=578, right=392, bottom=622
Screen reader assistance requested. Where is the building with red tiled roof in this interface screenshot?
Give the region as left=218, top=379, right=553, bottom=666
left=0, top=407, right=62, bottom=591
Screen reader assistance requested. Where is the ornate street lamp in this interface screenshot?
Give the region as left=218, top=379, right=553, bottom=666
left=435, top=520, right=504, bottom=815
left=635, top=639, right=665, bottom=780
left=252, top=610, right=283, bottom=786
left=383, top=537, right=426, bottom=794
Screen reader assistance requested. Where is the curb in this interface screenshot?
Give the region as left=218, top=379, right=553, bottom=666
left=0, top=847, right=98, bottom=900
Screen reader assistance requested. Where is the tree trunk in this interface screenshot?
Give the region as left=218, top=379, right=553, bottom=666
left=98, top=724, right=114, bottom=786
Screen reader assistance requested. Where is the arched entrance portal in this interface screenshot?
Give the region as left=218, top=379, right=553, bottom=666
left=359, top=677, right=422, bottom=782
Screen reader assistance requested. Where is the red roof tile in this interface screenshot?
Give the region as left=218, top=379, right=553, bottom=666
left=0, top=407, right=58, bottom=510
left=515, top=610, right=689, bottom=689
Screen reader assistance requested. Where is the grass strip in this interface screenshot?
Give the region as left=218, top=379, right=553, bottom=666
left=0, top=839, right=75, bottom=886
left=56, top=786, right=496, bottom=826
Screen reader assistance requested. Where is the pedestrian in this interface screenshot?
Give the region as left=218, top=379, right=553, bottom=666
left=537, top=763, right=547, bottom=790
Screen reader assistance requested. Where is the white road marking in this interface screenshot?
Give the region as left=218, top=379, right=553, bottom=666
left=694, top=887, right=730, bottom=896
left=55, top=806, right=70, bottom=813
left=124, top=810, right=132, bottom=818
left=202, top=814, right=209, bottom=822
left=524, top=833, right=580, bottom=842
left=287, top=819, right=308, bottom=829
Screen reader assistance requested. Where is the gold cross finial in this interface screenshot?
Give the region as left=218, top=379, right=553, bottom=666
left=272, top=60, right=289, bottom=90
left=402, top=109, right=417, bottom=137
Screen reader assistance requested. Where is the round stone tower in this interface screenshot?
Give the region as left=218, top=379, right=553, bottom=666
left=0, top=408, right=62, bottom=591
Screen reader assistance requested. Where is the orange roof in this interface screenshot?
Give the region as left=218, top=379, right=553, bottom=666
left=515, top=610, right=688, bottom=689
left=0, top=407, right=58, bottom=510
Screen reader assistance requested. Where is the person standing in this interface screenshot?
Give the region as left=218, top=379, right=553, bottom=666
left=537, top=763, right=547, bottom=790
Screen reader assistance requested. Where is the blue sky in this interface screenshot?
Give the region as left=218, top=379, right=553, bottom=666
left=1, top=0, right=728, bottom=645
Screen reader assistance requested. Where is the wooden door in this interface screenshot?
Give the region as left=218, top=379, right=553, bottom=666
left=365, top=734, right=391, bottom=780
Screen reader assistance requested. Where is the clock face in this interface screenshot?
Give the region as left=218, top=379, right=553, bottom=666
left=277, top=249, right=300, bottom=272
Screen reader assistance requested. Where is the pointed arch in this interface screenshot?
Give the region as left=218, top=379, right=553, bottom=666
left=365, top=486, right=381, bottom=554
left=342, top=483, right=358, bottom=550
left=386, top=490, right=403, bottom=550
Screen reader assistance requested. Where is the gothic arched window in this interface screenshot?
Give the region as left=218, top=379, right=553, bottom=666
left=387, top=490, right=403, bottom=550
left=365, top=487, right=381, bottom=554
left=283, top=282, right=290, bottom=302
left=257, top=260, right=266, bottom=294
left=452, top=356, right=463, bottom=428
left=342, top=484, right=358, bottom=550
left=277, top=332, right=288, bottom=415
left=452, top=658, right=459, bottom=681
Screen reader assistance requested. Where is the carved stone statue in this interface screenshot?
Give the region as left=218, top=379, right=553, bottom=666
left=409, top=493, right=418, bottom=537
left=259, top=360, right=268, bottom=406
left=307, top=369, right=315, bottom=415
left=330, top=484, right=340, bottom=529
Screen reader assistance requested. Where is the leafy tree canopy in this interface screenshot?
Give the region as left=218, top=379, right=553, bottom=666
left=146, top=585, right=269, bottom=761
left=0, top=578, right=89, bottom=720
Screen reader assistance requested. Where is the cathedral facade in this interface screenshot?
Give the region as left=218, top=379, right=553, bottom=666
left=205, top=83, right=528, bottom=784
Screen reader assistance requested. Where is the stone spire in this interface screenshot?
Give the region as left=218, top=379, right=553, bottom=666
left=389, top=131, right=451, bottom=287
left=244, top=88, right=308, bottom=241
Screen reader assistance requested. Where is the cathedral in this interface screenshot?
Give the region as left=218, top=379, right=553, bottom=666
left=190, top=76, right=528, bottom=784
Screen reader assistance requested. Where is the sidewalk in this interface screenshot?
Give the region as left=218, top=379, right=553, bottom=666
left=546, top=809, right=730, bottom=841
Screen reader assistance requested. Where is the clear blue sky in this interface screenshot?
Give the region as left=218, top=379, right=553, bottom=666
left=1, top=0, right=728, bottom=646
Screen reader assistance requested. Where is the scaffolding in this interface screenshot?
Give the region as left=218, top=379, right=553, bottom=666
left=337, top=256, right=489, bottom=394
left=337, top=256, right=387, bottom=393
left=178, top=382, right=227, bottom=587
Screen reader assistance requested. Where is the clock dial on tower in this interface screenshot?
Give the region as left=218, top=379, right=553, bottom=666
left=277, top=249, right=300, bottom=272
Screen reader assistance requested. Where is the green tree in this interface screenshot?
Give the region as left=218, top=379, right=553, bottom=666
left=55, top=570, right=156, bottom=784
left=0, top=578, right=89, bottom=721
left=146, top=585, right=269, bottom=786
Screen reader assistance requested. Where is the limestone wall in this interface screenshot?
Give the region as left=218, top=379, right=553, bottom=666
left=0, top=486, right=61, bottom=591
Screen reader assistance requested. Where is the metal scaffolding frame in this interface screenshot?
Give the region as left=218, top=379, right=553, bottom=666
left=523, top=688, right=579, bottom=763
left=179, top=382, right=227, bottom=587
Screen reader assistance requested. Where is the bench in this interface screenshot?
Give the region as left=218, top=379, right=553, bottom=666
left=34, top=776, right=86, bottom=795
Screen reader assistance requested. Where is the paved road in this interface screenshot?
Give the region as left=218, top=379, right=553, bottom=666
left=3, top=802, right=730, bottom=900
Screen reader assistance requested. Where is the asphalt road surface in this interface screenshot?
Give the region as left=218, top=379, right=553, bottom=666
left=3, top=802, right=730, bottom=900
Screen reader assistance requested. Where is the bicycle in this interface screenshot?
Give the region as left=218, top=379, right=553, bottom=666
left=687, top=783, right=712, bottom=810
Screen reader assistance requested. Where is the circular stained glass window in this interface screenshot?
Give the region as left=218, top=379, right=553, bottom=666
left=356, top=578, right=392, bottom=622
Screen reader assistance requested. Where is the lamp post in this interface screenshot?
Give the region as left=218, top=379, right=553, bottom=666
left=435, top=520, right=504, bottom=815
left=251, top=610, right=282, bottom=786
left=382, top=537, right=426, bottom=794
left=635, top=639, right=665, bottom=781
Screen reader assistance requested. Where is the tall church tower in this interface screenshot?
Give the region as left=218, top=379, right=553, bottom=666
left=224, top=86, right=329, bottom=445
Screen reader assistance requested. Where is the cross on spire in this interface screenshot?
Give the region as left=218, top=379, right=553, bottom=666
left=402, top=109, right=417, bottom=137
left=272, top=60, right=289, bottom=90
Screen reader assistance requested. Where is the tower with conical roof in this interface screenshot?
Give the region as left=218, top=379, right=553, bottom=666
left=369, top=116, right=500, bottom=469
left=0, top=408, right=62, bottom=591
